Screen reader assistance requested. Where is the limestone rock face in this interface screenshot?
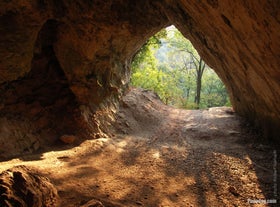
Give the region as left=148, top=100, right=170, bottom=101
left=0, top=165, right=59, bottom=207
left=0, top=0, right=279, bottom=158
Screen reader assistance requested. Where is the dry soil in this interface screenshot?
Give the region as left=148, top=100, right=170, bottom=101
left=0, top=88, right=278, bottom=207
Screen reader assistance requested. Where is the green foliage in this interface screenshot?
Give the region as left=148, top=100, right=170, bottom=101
left=200, top=69, right=229, bottom=108
left=131, top=26, right=231, bottom=109
left=132, top=29, right=167, bottom=72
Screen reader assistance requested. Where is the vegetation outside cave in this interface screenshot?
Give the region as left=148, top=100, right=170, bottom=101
left=130, top=26, right=231, bottom=109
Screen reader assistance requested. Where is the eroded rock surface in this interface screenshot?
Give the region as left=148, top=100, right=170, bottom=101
left=0, top=0, right=279, bottom=158
left=0, top=165, right=59, bottom=207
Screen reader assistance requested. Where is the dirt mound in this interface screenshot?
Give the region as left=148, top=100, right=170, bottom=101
left=114, top=88, right=168, bottom=135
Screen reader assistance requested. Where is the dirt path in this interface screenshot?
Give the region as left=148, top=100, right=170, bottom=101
left=0, top=88, right=278, bottom=207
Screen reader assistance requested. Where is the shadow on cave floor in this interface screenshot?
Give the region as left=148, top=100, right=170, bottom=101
left=0, top=88, right=279, bottom=207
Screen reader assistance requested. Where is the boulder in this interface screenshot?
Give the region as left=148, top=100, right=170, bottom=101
left=0, top=165, right=59, bottom=207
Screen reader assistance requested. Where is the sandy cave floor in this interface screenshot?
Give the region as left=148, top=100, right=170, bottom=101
left=0, top=88, right=279, bottom=207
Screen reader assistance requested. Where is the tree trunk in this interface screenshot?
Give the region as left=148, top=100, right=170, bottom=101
left=186, top=87, right=190, bottom=99
left=195, top=73, right=202, bottom=107
left=194, top=58, right=205, bottom=108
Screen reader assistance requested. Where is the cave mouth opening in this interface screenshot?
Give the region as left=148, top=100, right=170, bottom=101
left=130, top=25, right=231, bottom=110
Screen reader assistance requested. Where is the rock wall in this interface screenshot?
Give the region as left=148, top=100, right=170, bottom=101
left=0, top=0, right=279, bottom=158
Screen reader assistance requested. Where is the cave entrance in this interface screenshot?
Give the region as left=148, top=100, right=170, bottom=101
left=130, top=26, right=231, bottom=109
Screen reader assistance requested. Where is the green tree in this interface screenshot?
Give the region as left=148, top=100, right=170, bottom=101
left=131, top=29, right=183, bottom=104
left=200, top=69, right=229, bottom=108
left=131, top=29, right=167, bottom=72
left=131, top=26, right=230, bottom=109
left=167, top=28, right=206, bottom=108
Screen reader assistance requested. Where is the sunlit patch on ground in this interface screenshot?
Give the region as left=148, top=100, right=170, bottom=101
left=0, top=88, right=277, bottom=206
